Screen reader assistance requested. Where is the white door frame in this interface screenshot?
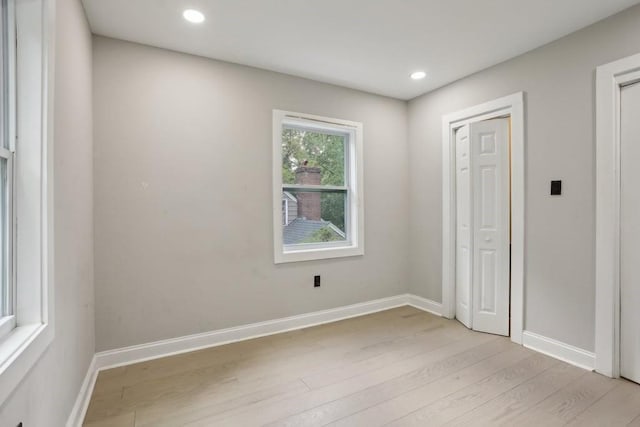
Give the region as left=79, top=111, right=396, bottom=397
left=442, top=92, right=525, bottom=344
left=595, top=52, right=640, bottom=378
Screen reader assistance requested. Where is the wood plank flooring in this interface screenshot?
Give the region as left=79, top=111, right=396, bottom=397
left=83, top=307, right=640, bottom=426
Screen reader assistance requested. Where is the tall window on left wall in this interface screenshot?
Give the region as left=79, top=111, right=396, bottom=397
left=0, top=0, right=54, bottom=406
left=0, top=0, right=15, bottom=341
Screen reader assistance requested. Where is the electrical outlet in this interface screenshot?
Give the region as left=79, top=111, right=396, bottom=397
left=314, top=275, right=321, bottom=287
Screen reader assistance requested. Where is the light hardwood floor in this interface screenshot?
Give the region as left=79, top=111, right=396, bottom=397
left=83, top=307, right=640, bottom=426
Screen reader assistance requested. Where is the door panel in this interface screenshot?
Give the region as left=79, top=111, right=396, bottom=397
left=621, top=82, right=640, bottom=384
left=480, top=166, right=497, bottom=228
left=470, top=119, right=510, bottom=336
left=479, top=249, right=497, bottom=312
left=455, top=125, right=472, bottom=328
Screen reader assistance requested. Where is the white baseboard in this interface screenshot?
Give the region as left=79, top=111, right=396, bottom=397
left=522, top=331, right=595, bottom=371
left=64, top=293, right=444, bottom=426
left=65, top=355, right=98, bottom=427
left=94, top=294, right=410, bottom=371
left=407, top=294, right=443, bottom=316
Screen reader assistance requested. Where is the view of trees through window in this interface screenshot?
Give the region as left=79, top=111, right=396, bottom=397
left=281, top=127, right=347, bottom=244
left=282, top=128, right=345, bottom=186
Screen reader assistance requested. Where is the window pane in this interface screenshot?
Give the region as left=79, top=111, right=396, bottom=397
left=282, top=190, right=347, bottom=245
left=0, top=0, right=7, bottom=150
left=0, top=158, right=7, bottom=316
left=281, top=126, right=346, bottom=186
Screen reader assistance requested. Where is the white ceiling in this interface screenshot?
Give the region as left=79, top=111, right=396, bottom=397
left=82, top=0, right=640, bottom=100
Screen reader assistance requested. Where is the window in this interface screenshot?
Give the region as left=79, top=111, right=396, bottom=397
left=0, top=0, right=14, bottom=341
left=273, top=110, right=364, bottom=263
left=0, top=0, right=54, bottom=405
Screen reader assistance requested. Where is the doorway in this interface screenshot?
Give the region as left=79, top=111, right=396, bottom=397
left=595, top=52, right=640, bottom=379
left=454, top=118, right=511, bottom=336
left=620, top=81, right=640, bottom=384
left=442, top=92, right=525, bottom=345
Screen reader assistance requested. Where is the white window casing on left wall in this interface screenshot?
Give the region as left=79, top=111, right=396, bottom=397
left=0, top=0, right=55, bottom=406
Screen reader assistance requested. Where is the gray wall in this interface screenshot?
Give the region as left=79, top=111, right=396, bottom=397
left=0, top=0, right=94, bottom=425
left=408, top=4, right=640, bottom=351
left=93, top=37, right=409, bottom=351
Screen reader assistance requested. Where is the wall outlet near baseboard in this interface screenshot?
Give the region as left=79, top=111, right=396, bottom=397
left=314, top=275, right=321, bottom=287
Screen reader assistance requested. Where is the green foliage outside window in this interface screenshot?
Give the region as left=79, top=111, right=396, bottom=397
left=302, top=226, right=344, bottom=244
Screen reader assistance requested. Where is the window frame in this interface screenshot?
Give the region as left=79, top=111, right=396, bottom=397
left=0, top=0, right=15, bottom=341
left=0, top=0, right=54, bottom=406
left=272, top=110, right=364, bottom=264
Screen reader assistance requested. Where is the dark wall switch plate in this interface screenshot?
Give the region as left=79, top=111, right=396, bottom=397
left=551, top=180, right=562, bottom=196
left=314, top=275, right=321, bottom=287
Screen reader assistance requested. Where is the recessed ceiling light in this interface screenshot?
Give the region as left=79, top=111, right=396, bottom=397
left=183, top=9, right=205, bottom=24
left=410, top=71, right=427, bottom=80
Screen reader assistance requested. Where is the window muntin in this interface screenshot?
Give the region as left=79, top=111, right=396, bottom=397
left=274, top=111, right=363, bottom=263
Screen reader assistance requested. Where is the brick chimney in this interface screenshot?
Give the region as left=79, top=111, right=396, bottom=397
left=295, top=166, right=321, bottom=220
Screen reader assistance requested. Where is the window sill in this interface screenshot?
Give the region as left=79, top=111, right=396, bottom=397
left=0, top=316, right=16, bottom=338
left=275, top=244, right=364, bottom=264
left=0, top=322, right=53, bottom=405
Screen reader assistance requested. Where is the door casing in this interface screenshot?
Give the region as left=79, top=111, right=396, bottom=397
left=619, top=81, right=640, bottom=384
left=595, top=52, right=640, bottom=378
left=442, top=92, right=525, bottom=344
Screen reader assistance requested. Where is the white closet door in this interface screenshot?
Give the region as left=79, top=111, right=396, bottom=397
left=470, top=119, right=510, bottom=336
left=621, top=81, right=640, bottom=384
left=455, top=125, right=472, bottom=328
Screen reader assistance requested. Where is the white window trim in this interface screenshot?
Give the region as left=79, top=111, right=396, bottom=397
left=0, top=0, right=16, bottom=343
left=272, top=110, right=364, bottom=264
left=0, top=0, right=54, bottom=405
left=594, top=52, right=640, bottom=378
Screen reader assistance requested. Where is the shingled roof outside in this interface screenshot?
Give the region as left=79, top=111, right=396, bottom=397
left=283, top=218, right=345, bottom=245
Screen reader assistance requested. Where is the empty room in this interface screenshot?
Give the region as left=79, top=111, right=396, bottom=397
left=2, top=0, right=640, bottom=426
